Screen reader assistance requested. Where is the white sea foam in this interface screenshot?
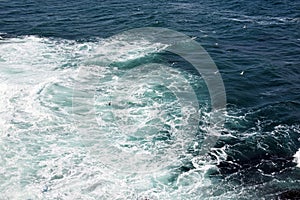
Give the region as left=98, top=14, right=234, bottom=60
left=0, top=35, right=225, bottom=200
left=294, top=148, right=300, bottom=168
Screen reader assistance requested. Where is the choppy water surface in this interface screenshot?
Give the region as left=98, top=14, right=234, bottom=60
left=0, top=0, right=299, bottom=199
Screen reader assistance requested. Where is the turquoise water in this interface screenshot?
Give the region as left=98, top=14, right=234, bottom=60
left=0, top=0, right=299, bottom=199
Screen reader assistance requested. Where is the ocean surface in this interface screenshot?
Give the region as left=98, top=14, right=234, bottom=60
left=0, top=0, right=300, bottom=199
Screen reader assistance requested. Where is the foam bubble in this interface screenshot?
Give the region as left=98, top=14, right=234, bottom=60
left=294, top=148, right=300, bottom=168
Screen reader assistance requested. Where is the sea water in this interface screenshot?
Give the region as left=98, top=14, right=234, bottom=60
left=0, top=0, right=299, bottom=199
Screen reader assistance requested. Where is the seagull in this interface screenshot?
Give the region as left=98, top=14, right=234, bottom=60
left=240, top=71, right=244, bottom=75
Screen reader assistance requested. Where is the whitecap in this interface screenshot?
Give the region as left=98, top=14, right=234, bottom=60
left=294, top=148, right=300, bottom=168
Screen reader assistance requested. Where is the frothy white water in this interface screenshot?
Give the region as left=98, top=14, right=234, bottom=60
left=294, top=148, right=300, bottom=168
left=0, top=35, right=226, bottom=199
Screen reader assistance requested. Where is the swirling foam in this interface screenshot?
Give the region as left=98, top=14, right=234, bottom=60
left=0, top=35, right=220, bottom=200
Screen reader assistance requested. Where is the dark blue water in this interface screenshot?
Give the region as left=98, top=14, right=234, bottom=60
left=0, top=0, right=299, bottom=199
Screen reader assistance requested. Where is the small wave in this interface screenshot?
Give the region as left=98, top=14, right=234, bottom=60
left=220, top=12, right=299, bottom=25
left=88, top=35, right=168, bottom=65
